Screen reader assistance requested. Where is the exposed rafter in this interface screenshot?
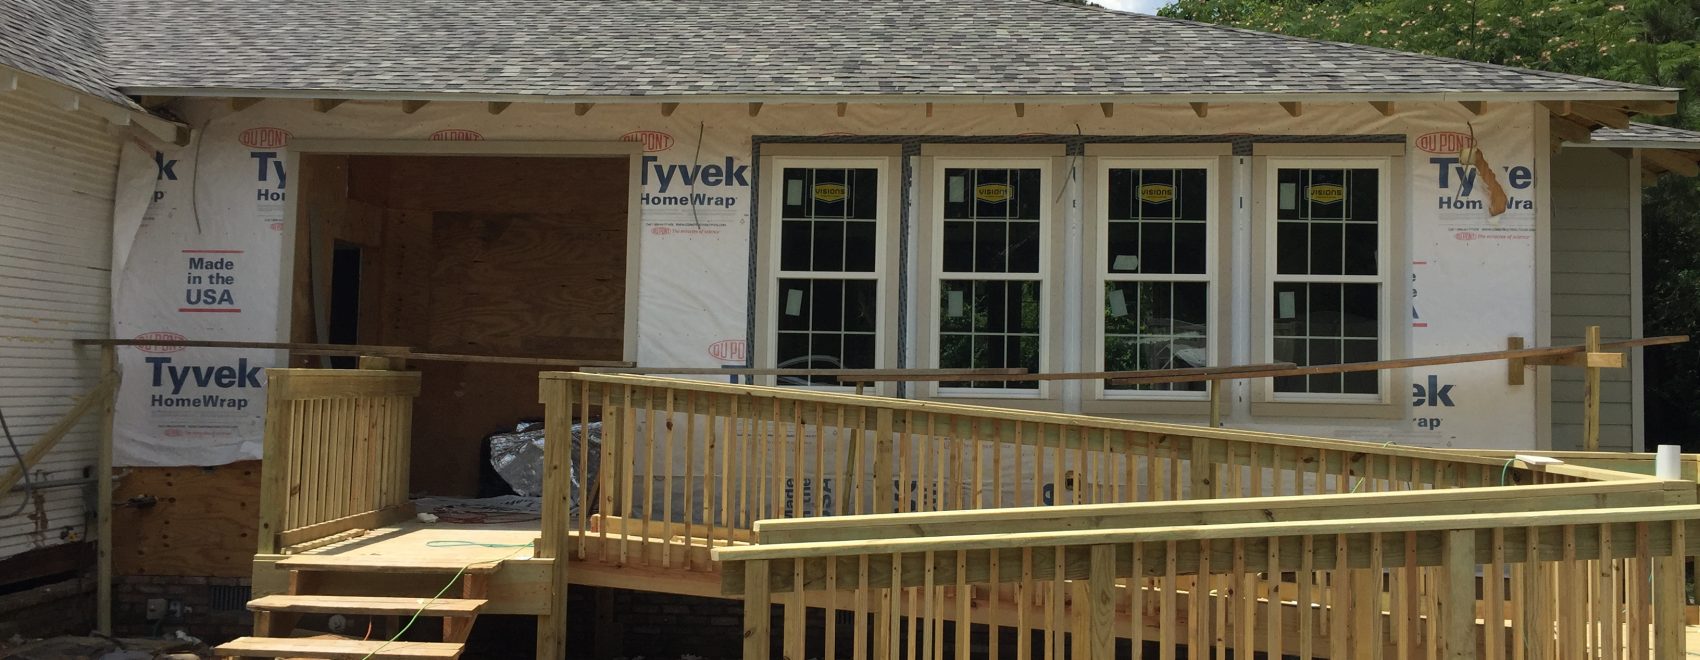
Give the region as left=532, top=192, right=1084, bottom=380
left=401, top=100, right=429, bottom=114
left=1100, top=103, right=1114, bottom=118
left=748, top=102, right=763, bottom=117
left=1279, top=102, right=1302, bottom=117
left=0, top=72, right=16, bottom=92
left=925, top=103, right=934, bottom=118
left=1190, top=102, right=1208, bottom=118
left=312, top=98, right=345, bottom=113
left=837, top=102, right=847, bottom=118
left=1644, top=150, right=1700, bottom=177
left=1566, top=102, right=1632, bottom=130
left=1014, top=103, right=1026, bottom=118
left=661, top=102, right=679, bottom=117
left=487, top=101, right=512, bottom=115
left=1460, top=101, right=1486, bottom=115
left=230, top=97, right=262, bottom=112
left=1370, top=101, right=1396, bottom=116
left=1548, top=115, right=1593, bottom=145
left=574, top=103, right=594, bottom=116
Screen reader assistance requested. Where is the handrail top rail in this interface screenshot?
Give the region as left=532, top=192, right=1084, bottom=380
left=751, top=478, right=1682, bottom=536
left=712, top=504, right=1700, bottom=562
left=540, top=371, right=1624, bottom=473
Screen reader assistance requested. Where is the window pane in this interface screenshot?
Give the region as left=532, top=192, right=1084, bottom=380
left=1015, top=169, right=1042, bottom=220
left=1305, top=169, right=1347, bottom=221
left=778, top=279, right=810, bottom=331
left=844, top=220, right=876, bottom=272
left=1271, top=282, right=1381, bottom=396
left=1173, top=222, right=1207, bottom=275
left=775, top=278, right=878, bottom=386
left=943, top=221, right=974, bottom=273
left=940, top=279, right=1040, bottom=389
left=1179, top=169, right=1208, bottom=221
left=1276, top=222, right=1308, bottom=275
left=809, top=279, right=843, bottom=332
left=780, top=166, right=881, bottom=275
left=1140, top=222, right=1175, bottom=274
left=1104, top=281, right=1208, bottom=392
left=850, top=168, right=880, bottom=220
left=1108, top=169, right=1135, bottom=221
left=1343, top=339, right=1379, bottom=393
left=1343, top=283, right=1379, bottom=338
left=975, top=221, right=1009, bottom=273
left=811, top=168, right=849, bottom=219
left=1107, top=223, right=1140, bottom=273
left=1344, top=224, right=1377, bottom=276
left=1309, top=222, right=1344, bottom=276
left=974, top=169, right=1011, bottom=219
left=1008, top=222, right=1040, bottom=273
left=1348, top=169, right=1379, bottom=223
left=780, top=221, right=811, bottom=272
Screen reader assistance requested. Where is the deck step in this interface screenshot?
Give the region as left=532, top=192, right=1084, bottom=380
left=214, top=636, right=463, bottom=659
left=248, top=594, right=487, bottom=617
left=275, top=555, right=504, bottom=574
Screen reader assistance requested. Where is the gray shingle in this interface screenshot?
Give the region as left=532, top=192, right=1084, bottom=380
left=1592, top=123, right=1700, bottom=146
left=0, top=0, right=135, bottom=106
left=93, top=0, right=1674, bottom=100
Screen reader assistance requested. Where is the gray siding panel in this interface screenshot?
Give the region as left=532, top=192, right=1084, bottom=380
left=1549, top=148, right=1637, bottom=451
left=0, top=86, right=120, bottom=560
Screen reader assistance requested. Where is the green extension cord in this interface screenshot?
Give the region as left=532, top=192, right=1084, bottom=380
left=358, top=539, right=535, bottom=660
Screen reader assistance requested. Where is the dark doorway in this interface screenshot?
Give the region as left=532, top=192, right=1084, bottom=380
left=291, top=154, right=630, bottom=495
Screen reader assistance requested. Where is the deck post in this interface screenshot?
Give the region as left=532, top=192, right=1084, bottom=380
left=536, top=378, right=571, bottom=660
left=745, top=559, right=772, bottom=660
left=1654, top=520, right=1686, bottom=659
left=1088, top=545, right=1116, bottom=660
left=1439, top=528, right=1477, bottom=659
left=1583, top=325, right=1601, bottom=451
left=96, top=345, right=116, bottom=635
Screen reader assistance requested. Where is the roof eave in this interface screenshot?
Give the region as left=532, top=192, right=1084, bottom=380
left=116, top=86, right=1682, bottom=108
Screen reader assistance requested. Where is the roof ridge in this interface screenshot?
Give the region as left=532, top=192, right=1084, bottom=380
left=1014, top=0, right=1672, bottom=94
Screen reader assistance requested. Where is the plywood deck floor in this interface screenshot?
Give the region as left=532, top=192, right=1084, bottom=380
left=298, top=520, right=542, bottom=565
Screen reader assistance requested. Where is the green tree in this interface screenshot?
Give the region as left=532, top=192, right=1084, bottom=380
left=1160, top=0, right=1700, bottom=446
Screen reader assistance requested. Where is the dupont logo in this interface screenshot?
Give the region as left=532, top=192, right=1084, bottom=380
left=238, top=127, right=290, bottom=149
left=709, top=339, right=747, bottom=362
left=621, top=130, right=675, bottom=152
left=135, top=331, right=186, bottom=354
left=429, top=129, right=484, bottom=141
left=651, top=226, right=672, bottom=235
left=1416, top=131, right=1474, bottom=154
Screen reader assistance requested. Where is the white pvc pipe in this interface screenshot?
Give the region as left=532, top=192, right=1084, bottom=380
left=1656, top=444, right=1682, bottom=480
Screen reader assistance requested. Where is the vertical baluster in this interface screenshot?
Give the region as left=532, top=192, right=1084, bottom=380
left=1161, top=540, right=1178, bottom=660
left=661, top=389, right=675, bottom=567
left=1299, top=535, right=1315, bottom=660
left=1630, top=522, right=1651, bottom=660
left=1018, top=546, right=1032, bottom=660
left=1268, top=535, right=1284, bottom=659
left=956, top=549, right=970, bottom=660
left=1331, top=534, right=1350, bottom=660
left=622, top=385, right=638, bottom=565
left=683, top=390, right=696, bottom=569
left=891, top=552, right=905, bottom=660
left=815, top=402, right=827, bottom=519
left=576, top=382, right=592, bottom=558
left=1563, top=525, right=1584, bottom=654
left=1130, top=542, right=1145, bottom=654
left=856, top=554, right=870, bottom=660
left=1600, top=523, right=1619, bottom=660
left=786, top=558, right=806, bottom=660
left=924, top=550, right=937, bottom=660
left=1051, top=545, right=1066, bottom=660
left=1486, top=527, right=1504, bottom=660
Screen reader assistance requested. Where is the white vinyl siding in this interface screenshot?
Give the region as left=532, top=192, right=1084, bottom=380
left=0, top=84, right=121, bottom=560
left=1550, top=148, right=1637, bottom=451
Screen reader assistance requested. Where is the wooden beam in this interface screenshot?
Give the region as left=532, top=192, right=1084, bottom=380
left=230, top=98, right=262, bottom=112
left=1506, top=337, right=1527, bottom=385
left=400, top=100, right=429, bottom=114
left=1523, top=351, right=1625, bottom=368
left=748, top=102, right=763, bottom=117
left=487, top=101, right=511, bottom=115
left=660, top=102, right=679, bottom=117
left=1541, top=100, right=1575, bottom=117
left=1370, top=101, right=1396, bottom=116
left=839, top=362, right=1291, bottom=384
left=94, top=346, right=116, bottom=636
left=1438, top=529, right=1477, bottom=659
left=1584, top=325, right=1602, bottom=451
left=311, top=98, right=345, bottom=113
left=836, top=102, right=847, bottom=118
left=1549, top=116, right=1593, bottom=144
left=1459, top=100, right=1486, bottom=115
left=1014, top=103, right=1026, bottom=118
left=925, top=102, right=934, bottom=117
left=1279, top=101, right=1302, bottom=117
left=574, top=103, right=594, bottom=116
left=1644, top=150, right=1700, bottom=178
left=1569, top=102, right=1632, bottom=130
left=1622, top=99, right=1679, bottom=116
left=1100, top=102, right=1114, bottom=118
left=743, top=560, right=771, bottom=660
left=1190, top=102, right=1209, bottom=118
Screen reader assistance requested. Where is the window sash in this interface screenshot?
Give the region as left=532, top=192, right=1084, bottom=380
left=1094, top=159, right=1219, bottom=401
left=769, top=158, right=891, bottom=389
left=1263, top=159, right=1391, bottom=401
left=931, top=158, right=1051, bottom=396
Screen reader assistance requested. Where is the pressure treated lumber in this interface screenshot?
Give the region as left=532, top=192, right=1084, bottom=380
left=274, top=555, right=506, bottom=574
left=1110, top=335, right=1686, bottom=385
left=214, top=637, right=463, bottom=659
left=0, top=375, right=115, bottom=500
left=838, top=362, right=1294, bottom=383
left=247, top=595, right=486, bottom=616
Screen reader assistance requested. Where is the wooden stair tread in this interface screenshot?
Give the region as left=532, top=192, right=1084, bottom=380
left=214, top=636, right=463, bottom=659
left=276, top=555, right=503, bottom=574
left=248, top=594, right=486, bottom=616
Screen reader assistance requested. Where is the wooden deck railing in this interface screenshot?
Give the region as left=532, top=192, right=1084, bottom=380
left=255, top=367, right=422, bottom=554
left=715, top=497, right=1700, bottom=659
left=536, top=372, right=1642, bottom=573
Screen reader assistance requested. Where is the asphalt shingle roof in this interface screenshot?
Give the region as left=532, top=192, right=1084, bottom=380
left=0, top=0, right=134, bottom=106
left=1592, top=123, right=1700, bottom=147
left=95, top=0, right=1675, bottom=101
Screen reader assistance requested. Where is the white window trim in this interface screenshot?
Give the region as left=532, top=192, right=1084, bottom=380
left=760, top=155, right=897, bottom=393
left=927, top=157, right=1055, bottom=400
left=1090, top=156, right=1221, bottom=403
left=1260, top=156, right=1394, bottom=404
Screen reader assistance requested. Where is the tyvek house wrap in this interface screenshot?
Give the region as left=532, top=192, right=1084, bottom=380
left=108, top=100, right=1541, bottom=468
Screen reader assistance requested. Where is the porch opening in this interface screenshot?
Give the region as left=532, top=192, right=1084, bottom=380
left=290, top=153, right=630, bottom=497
